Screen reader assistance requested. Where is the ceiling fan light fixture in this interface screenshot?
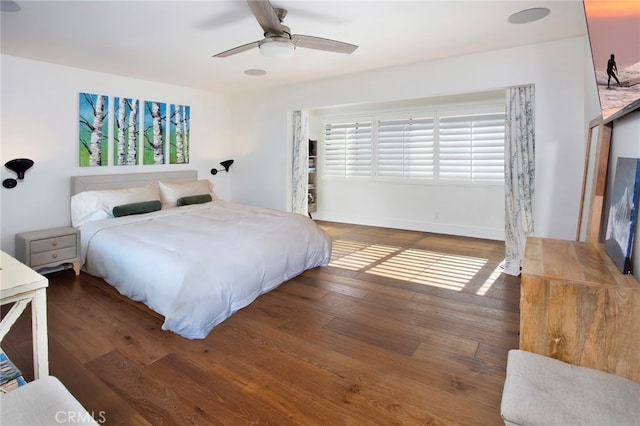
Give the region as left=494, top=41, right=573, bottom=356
left=259, top=39, right=295, bottom=58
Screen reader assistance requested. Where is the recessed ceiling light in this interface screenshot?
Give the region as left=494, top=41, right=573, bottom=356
left=244, top=69, right=267, bottom=76
left=508, top=7, right=550, bottom=24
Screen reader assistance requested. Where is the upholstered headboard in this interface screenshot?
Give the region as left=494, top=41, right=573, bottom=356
left=71, top=170, right=198, bottom=195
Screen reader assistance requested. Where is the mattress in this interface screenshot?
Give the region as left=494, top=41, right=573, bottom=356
left=78, top=200, right=331, bottom=339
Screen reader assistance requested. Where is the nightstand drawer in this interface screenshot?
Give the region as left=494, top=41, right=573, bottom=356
left=30, top=247, right=78, bottom=268
left=30, top=235, right=77, bottom=254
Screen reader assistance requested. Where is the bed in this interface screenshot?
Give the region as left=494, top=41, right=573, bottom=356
left=70, top=171, right=331, bottom=339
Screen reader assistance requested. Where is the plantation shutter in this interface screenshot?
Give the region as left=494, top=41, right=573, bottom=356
left=438, top=113, right=506, bottom=182
left=377, top=117, right=435, bottom=179
left=323, top=121, right=372, bottom=177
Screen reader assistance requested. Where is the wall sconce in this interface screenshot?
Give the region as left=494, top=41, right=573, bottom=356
left=3, top=158, right=34, bottom=189
left=210, top=159, right=234, bottom=175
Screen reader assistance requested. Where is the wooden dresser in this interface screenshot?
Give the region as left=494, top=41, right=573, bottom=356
left=520, top=237, right=640, bottom=382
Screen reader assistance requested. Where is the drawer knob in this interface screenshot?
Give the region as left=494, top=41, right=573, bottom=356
left=52, top=241, right=58, bottom=247
left=52, top=254, right=58, bottom=259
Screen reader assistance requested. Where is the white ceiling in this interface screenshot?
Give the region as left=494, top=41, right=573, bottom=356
left=1, top=0, right=587, bottom=94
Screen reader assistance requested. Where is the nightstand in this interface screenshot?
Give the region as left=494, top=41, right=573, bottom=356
left=15, top=227, right=80, bottom=275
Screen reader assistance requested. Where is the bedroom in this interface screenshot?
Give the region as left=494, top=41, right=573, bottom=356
left=0, top=0, right=597, bottom=254
left=1, top=0, right=639, bottom=424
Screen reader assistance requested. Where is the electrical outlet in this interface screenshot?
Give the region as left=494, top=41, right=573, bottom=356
left=435, top=211, right=440, bottom=220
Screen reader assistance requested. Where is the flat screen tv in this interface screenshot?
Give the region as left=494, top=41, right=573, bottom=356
left=584, top=0, right=640, bottom=120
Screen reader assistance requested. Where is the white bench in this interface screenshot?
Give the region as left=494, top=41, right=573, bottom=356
left=0, top=376, right=98, bottom=425
left=501, top=350, right=640, bottom=426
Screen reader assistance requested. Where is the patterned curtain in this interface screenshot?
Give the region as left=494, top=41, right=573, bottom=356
left=291, top=110, right=309, bottom=215
left=504, top=85, right=535, bottom=276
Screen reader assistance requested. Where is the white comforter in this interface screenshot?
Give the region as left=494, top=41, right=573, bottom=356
left=78, top=201, right=331, bottom=339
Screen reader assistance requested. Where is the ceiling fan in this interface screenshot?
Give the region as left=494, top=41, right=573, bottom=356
left=212, top=0, right=358, bottom=59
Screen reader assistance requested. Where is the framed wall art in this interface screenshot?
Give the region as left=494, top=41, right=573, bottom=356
left=114, top=97, right=139, bottom=166
left=143, top=101, right=166, bottom=165
left=576, top=116, right=613, bottom=242
left=604, top=157, right=640, bottom=274
left=169, top=104, right=190, bottom=164
left=79, top=92, right=109, bottom=167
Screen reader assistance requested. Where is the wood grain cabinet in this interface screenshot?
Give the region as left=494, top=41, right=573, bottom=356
left=520, top=237, right=640, bottom=382
left=15, top=227, right=80, bottom=275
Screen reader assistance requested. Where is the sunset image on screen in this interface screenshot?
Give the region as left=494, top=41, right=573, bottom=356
left=584, top=0, right=640, bottom=118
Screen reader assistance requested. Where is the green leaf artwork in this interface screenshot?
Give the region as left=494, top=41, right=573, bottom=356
left=169, top=104, right=190, bottom=164
left=79, top=93, right=109, bottom=167
left=143, top=101, right=166, bottom=165
left=114, top=97, right=139, bottom=166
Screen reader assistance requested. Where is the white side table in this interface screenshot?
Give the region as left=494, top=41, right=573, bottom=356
left=0, top=251, right=49, bottom=379
left=15, top=227, right=80, bottom=275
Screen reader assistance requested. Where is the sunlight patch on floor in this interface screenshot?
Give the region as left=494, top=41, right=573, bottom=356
left=329, top=239, right=489, bottom=292
left=329, top=240, right=400, bottom=271
left=476, top=264, right=503, bottom=296
left=367, top=249, right=486, bottom=291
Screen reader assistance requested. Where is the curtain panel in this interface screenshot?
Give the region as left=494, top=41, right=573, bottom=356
left=504, top=85, right=535, bottom=276
left=292, top=110, right=309, bottom=215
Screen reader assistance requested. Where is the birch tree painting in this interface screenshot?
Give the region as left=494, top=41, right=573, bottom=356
left=114, top=97, right=139, bottom=165
left=79, top=93, right=109, bottom=166
left=169, top=104, right=190, bottom=164
left=143, top=101, right=166, bottom=165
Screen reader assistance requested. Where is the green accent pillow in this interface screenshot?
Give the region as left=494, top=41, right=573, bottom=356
left=112, top=200, right=162, bottom=217
left=177, top=194, right=212, bottom=207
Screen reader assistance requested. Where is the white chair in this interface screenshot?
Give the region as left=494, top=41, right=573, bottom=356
left=0, top=376, right=98, bottom=425
left=501, top=350, right=640, bottom=426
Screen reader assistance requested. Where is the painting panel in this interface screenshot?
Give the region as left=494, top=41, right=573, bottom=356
left=114, top=97, right=140, bottom=166
left=79, top=92, right=109, bottom=167
left=604, top=157, right=640, bottom=274
left=169, top=104, right=190, bottom=164
left=143, top=101, right=166, bottom=165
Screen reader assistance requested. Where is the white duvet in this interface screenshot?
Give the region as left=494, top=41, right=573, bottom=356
left=78, top=200, right=331, bottom=339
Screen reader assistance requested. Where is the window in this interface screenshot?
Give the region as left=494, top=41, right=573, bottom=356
left=323, top=121, right=372, bottom=177
left=322, top=102, right=505, bottom=184
left=377, top=117, right=435, bottom=179
left=438, top=112, right=506, bottom=182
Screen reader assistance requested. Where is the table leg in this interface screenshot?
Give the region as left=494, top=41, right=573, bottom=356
left=31, top=288, right=49, bottom=379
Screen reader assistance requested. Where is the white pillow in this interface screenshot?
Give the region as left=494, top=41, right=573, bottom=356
left=158, top=179, right=217, bottom=209
left=71, top=183, right=160, bottom=227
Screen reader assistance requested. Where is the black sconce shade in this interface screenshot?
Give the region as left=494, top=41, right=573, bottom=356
left=211, top=159, right=234, bottom=175
left=3, top=158, right=34, bottom=189
left=6, top=158, right=34, bottom=179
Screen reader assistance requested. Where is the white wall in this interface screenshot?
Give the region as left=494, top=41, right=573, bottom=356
left=1, top=55, right=233, bottom=255
left=230, top=36, right=596, bottom=241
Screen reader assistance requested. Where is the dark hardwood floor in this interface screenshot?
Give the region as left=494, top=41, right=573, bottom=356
left=2, top=221, right=520, bottom=425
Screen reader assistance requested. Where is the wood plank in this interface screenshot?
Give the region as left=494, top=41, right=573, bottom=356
left=86, top=349, right=216, bottom=426
left=144, top=353, right=297, bottom=426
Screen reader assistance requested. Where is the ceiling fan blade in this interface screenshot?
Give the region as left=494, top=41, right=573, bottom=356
left=212, top=40, right=261, bottom=58
left=292, top=35, right=358, bottom=54
left=247, top=0, right=283, bottom=35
